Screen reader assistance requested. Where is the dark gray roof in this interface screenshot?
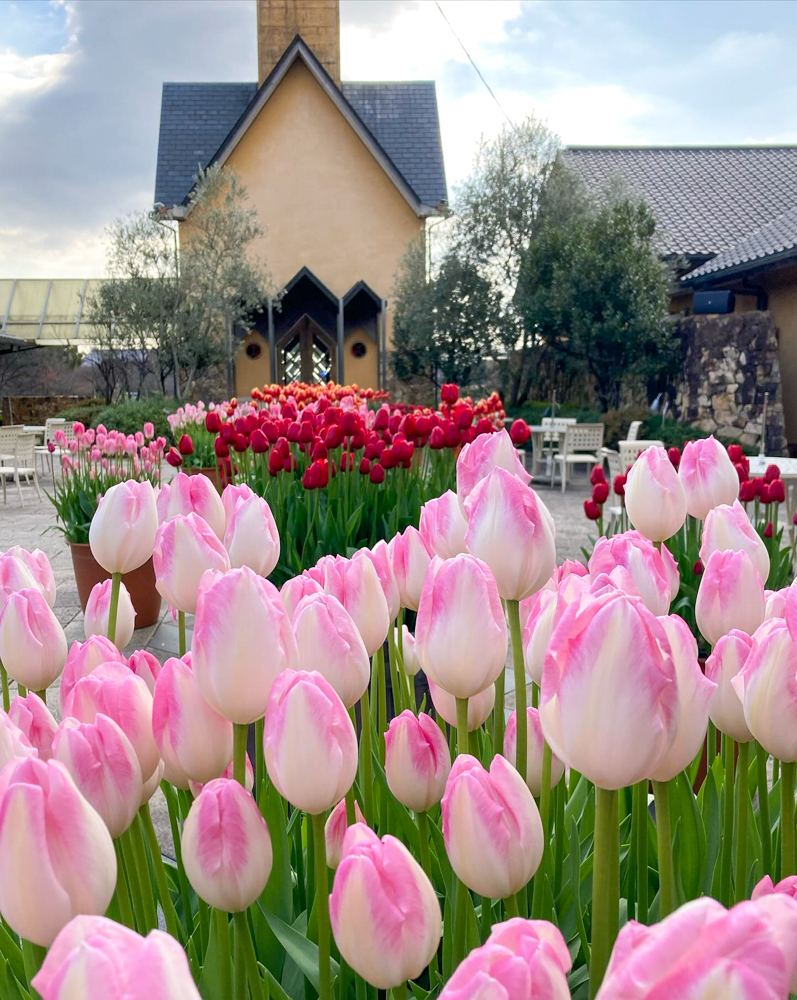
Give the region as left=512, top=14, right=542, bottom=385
left=154, top=78, right=447, bottom=210
left=683, top=205, right=797, bottom=283
left=562, top=146, right=797, bottom=258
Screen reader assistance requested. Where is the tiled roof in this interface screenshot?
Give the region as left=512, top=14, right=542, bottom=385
left=682, top=205, right=797, bottom=282
left=154, top=79, right=447, bottom=210
left=561, top=146, right=797, bottom=258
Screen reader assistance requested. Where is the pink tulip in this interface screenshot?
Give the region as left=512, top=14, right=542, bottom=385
left=353, top=540, right=400, bottom=621
left=224, top=494, right=280, bottom=577
left=420, top=490, right=468, bottom=559
left=456, top=428, right=530, bottom=504
left=52, top=715, right=143, bottom=838
left=330, top=825, right=441, bottom=989
left=280, top=573, right=323, bottom=619
left=765, top=587, right=790, bottom=619
left=464, top=468, right=556, bottom=602
left=596, top=895, right=797, bottom=1000
left=127, top=649, right=163, bottom=694
left=389, top=526, right=433, bottom=612
left=153, top=513, right=230, bottom=614
left=625, top=446, right=688, bottom=542
left=0, top=709, right=37, bottom=769
left=152, top=656, right=233, bottom=788
left=442, top=754, right=543, bottom=898
left=416, top=554, right=507, bottom=698
left=141, top=760, right=166, bottom=807
left=504, top=707, right=565, bottom=796
left=159, top=471, right=225, bottom=538
left=5, top=547, right=56, bottom=607
left=754, top=874, right=797, bottom=902
left=181, top=778, right=272, bottom=912
left=322, top=556, right=390, bottom=656
left=649, top=614, right=716, bottom=782
left=439, top=917, right=572, bottom=1000
left=63, top=661, right=159, bottom=782
left=700, top=499, right=770, bottom=582
left=522, top=578, right=594, bottom=685
left=384, top=710, right=451, bottom=812
left=84, top=578, right=136, bottom=649
left=0, top=552, right=42, bottom=603
left=220, top=481, right=255, bottom=529
left=89, top=480, right=158, bottom=574
left=732, top=619, right=797, bottom=760
left=192, top=567, right=298, bottom=724
left=0, top=588, right=67, bottom=690
left=696, top=549, right=765, bottom=646
left=292, top=593, right=370, bottom=708
left=9, top=692, right=57, bottom=760
left=263, top=669, right=358, bottom=814
left=32, top=915, right=200, bottom=999
left=0, top=758, right=116, bottom=947
left=679, top=436, right=741, bottom=520
left=588, top=531, right=673, bottom=616
left=59, top=636, right=125, bottom=712
left=540, top=590, right=678, bottom=789
left=189, top=753, right=254, bottom=799
left=400, top=625, right=421, bottom=675
left=325, top=797, right=366, bottom=868
left=428, top=678, right=495, bottom=731
left=705, top=630, right=754, bottom=742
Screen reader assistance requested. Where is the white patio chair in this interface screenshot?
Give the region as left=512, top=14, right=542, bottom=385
left=618, top=439, right=665, bottom=472
left=541, top=416, right=576, bottom=445
left=552, top=423, right=605, bottom=493
left=0, top=433, right=42, bottom=505
left=35, top=418, right=66, bottom=475
left=0, top=425, right=24, bottom=465
left=626, top=420, right=643, bottom=442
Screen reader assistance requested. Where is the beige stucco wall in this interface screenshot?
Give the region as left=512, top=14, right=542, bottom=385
left=344, top=328, right=378, bottom=389
left=236, top=331, right=272, bottom=395
left=763, top=266, right=797, bottom=444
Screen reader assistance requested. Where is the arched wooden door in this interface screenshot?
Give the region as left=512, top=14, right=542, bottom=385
left=277, top=315, right=337, bottom=383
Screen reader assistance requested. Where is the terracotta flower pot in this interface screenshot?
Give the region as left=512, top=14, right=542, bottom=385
left=69, top=543, right=163, bottom=629
left=183, top=466, right=223, bottom=492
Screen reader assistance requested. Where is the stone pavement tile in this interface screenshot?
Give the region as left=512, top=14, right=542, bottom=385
left=147, top=619, right=193, bottom=658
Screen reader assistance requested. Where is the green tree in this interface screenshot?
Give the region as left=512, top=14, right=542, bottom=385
left=516, top=193, right=676, bottom=412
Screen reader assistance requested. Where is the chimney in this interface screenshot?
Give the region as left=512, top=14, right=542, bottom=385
left=257, top=0, right=341, bottom=87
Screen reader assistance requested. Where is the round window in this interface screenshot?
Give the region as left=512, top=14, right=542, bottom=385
left=246, top=342, right=262, bottom=360
left=351, top=341, right=367, bottom=359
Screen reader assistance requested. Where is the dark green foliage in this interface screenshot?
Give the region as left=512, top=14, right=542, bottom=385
left=91, top=396, right=173, bottom=438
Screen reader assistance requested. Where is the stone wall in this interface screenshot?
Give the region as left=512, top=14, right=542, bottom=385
left=673, top=311, right=786, bottom=454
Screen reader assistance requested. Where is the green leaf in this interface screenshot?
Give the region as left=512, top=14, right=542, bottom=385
left=253, top=782, right=293, bottom=979
left=698, top=769, right=720, bottom=898
left=256, top=902, right=339, bottom=993
left=569, top=817, right=591, bottom=966
left=675, top=771, right=703, bottom=901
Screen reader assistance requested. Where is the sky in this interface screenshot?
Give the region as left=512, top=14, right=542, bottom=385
left=2, top=0, right=797, bottom=279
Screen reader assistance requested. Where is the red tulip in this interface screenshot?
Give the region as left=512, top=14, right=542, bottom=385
left=734, top=462, right=748, bottom=483
left=299, top=422, right=314, bottom=444
left=166, top=448, right=182, bottom=467
left=266, top=448, right=283, bottom=476
left=358, top=457, right=370, bottom=475
left=214, top=438, right=229, bottom=458
left=325, top=425, right=343, bottom=449
left=312, top=442, right=328, bottom=461
left=739, top=480, right=756, bottom=502
left=590, top=465, right=606, bottom=485
left=667, top=446, right=681, bottom=468
left=453, top=403, right=474, bottom=430
left=592, top=481, right=609, bottom=504
left=232, top=433, right=249, bottom=453
left=584, top=500, right=602, bottom=520
left=509, top=419, right=530, bottom=446
left=693, top=559, right=704, bottom=576
left=287, top=421, right=301, bottom=443
left=764, top=521, right=773, bottom=538
left=429, top=426, right=445, bottom=449
left=441, top=383, right=459, bottom=405
left=177, top=434, right=194, bottom=456
left=341, top=411, right=360, bottom=437
left=369, top=462, right=385, bottom=484
left=728, top=443, right=743, bottom=462
left=765, top=463, right=781, bottom=483
left=251, top=429, right=269, bottom=453
left=760, top=483, right=771, bottom=504
left=475, top=417, right=494, bottom=436
left=373, top=407, right=389, bottom=431
left=219, top=422, right=235, bottom=445
left=613, top=474, right=626, bottom=497
left=205, top=411, right=221, bottom=433
left=769, top=479, right=786, bottom=503
left=443, top=422, right=462, bottom=448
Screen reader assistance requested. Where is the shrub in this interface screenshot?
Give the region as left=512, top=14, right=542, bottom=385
left=56, top=399, right=107, bottom=427
left=90, top=397, right=173, bottom=439
left=600, top=406, right=649, bottom=450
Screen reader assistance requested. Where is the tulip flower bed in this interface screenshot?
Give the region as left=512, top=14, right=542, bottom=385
left=2, top=428, right=797, bottom=999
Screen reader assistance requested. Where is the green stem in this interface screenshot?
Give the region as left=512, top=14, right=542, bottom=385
left=503, top=893, right=519, bottom=918
left=507, top=600, right=527, bottom=784
left=386, top=631, right=403, bottom=716
left=360, top=686, right=374, bottom=825
left=589, top=787, right=617, bottom=1000
left=389, top=985, right=408, bottom=1000
left=781, top=760, right=796, bottom=878
left=653, top=780, right=675, bottom=918
left=22, top=939, right=46, bottom=992
left=107, top=570, right=122, bottom=646
left=178, top=610, right=187, bottom=657
left=720, top=737, right=735, bottom=906
left=757, top=743, right=772, bottom=876
left=0, top=658, right=8, bottom=712
left=455, top=697, right=469, bottom=759
left=531, top=741, right=553, bottom=918
left=634, top=781, right=649, bottom=923
left=493, top=668, right=505, bottom=756
left=417, top=811, right=432, bottom=882
left=553, top=780, right=565, bottom=899
left=255, top=717, right=265, bottom=793
left=311, top=813, right=331, bottom=1000
left=707, top=720, right=717, bottom=769
left=17, top=683, right=26, bottom=698
left=233, top=723, right=248, bottom=787
left=119, top=830, right=147, bottom=932
left=113, top=837, right=136, bottom=929
left=140, top=805, right=182, bottom=940
left=234, top=910, right=247, bottom=1000
left=453, top=877, right=469, bottom=969
left=345, top=786, right=357, bottom=825
left=161, top=780, right=194, bottom=935
left=234, top=910, right=266, bottom=1000
left=377, top=647, right=388, bottom=760
left=213, top=909, right=233, bottom=999
left=129, top=814, right=158, bottom=931
left=735, top=741, right=750, bottom=902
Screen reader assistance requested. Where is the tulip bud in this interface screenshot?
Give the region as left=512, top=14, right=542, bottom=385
left=419, top=490, right=468, bottom=559
left=732, top=620, right=797, bottom=760
left=60, top=636, right=125, bottom=712
left=32, top=915, right=201, bottom=999
left=89, top=480, right=158, bottom=574
left=321, top=556, right=390, bottom=656
left=505, top=707, right=565, bottom=796
left=292, top=593, right=370, bottom=708
left=696, top=549, right=765, bottom=647
left=389, top=526, right=433, bottom=612
left=152, top=656, right=233, bottom=788
left=141, top=760, right=165, bottom=807
left=193, top=567, right=298, bottom=725
left=588, top=530, right=673, bottom=615
left=0, top=758, right=116, bottom=947
left=127, top=648, right=162, bottom=694
left=280, top=573, right=323, bottom=620
left=385, top=710, right=451, bottom=812
left=52, top=715, right=143, bottom=838
left=541, top=590, right=678, bottom=789
left=63, top=662, right=159, bottom=782
left=705, top=630, right=754, bottom=742
left=263, top=669, right=358, bottom=814
left=753, top=874, right=797, bottom=903
left=700, top=500, right=770, bottom=583
left=153, top=513, right=230, bottom=615
left=464, top=468, right=556, bottom=601
left=220, top=482, right=255, bottom=527
left=400, top=625, right=420, bottom=675
left=160, top=472, right=225, bottom=538
left=428, top=679, right=495, bottom=731
left=456, top=428, right=531, bottom=504
left=181, top=778, right=272, bottom=912
left=0, top=552, right=40, bottom=602
left=679, top=436, right=741, bottom=520
left=223, top=494, right=280, bottom=577
left=439, top=918, right=572, bottom=1000
left=442, top=754, right=543, bottom=898
left=416, top=554, right=507, bottom=699
left=84, top=578, right=136, bottom=650
left=5, top=547, right=56, bottom=607
left=0, top=588, right=67, bottom=691
left=353, top=540, right=400, bottom=621
left=325, top=797, right=366, bottom=869
left=330, top=825, right=441, bottom=989
left=9, top=693, right=57, bottom=760
left=0, top=709, right=37, bottom=770
left=625, top=446, right=688, bottom=542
